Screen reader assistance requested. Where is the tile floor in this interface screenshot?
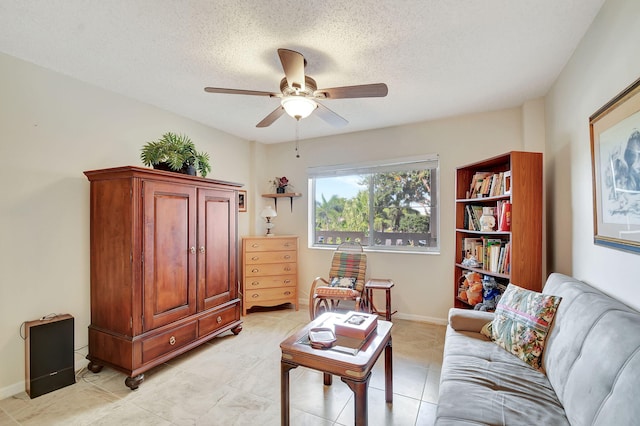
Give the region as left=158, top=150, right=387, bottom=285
left=0, top=307, right=445, bottom=425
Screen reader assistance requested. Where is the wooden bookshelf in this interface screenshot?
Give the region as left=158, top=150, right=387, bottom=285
left=454, top=151, right=542, bottom=309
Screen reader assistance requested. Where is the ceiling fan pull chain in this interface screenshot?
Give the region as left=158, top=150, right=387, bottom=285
left=295, top=119, right=300, bottom=158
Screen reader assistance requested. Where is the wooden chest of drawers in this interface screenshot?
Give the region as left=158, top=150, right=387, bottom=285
left=242, top=236, right=298, bottom=315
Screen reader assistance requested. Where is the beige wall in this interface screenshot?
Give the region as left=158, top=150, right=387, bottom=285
left=257, top=107, right=535, bottom=324
left=545, top=0, right=640, bottom=309
left=0, top=53, right=252, bottom=397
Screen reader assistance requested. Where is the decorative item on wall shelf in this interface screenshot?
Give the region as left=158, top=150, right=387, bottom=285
left=271, top=176, right=292, bottom=194
left=590, top=76, right=640, bottom=254
left=140, top=132, right=212, bottom=177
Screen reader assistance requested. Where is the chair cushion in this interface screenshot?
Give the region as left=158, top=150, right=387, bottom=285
left=315, top=286, right=361, bottom=298
left=329, top=276, right=356, bottom=289
left=481, top=283, right=562, bottom=370
left=329, top=252, right=367, bottom=292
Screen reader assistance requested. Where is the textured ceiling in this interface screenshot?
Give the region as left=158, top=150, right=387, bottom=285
left=0, top=0, right=605, bottom=144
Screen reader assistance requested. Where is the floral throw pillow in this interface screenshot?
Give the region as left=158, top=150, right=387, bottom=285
left=329, top=277, right=357, bottom=289
left=480, top=283, right=562, bottom=370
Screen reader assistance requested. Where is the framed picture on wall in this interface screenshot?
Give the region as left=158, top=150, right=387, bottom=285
left=590, top=76, right=640, bottom=254
left=238, top=190, right=247, bottom=213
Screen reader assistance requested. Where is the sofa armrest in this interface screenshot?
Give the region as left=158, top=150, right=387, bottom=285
left=448, top=308, right=494, bottom=332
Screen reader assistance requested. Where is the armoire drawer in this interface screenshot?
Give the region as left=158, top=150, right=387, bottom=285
left=245, top=276, right=297, bottom=290
left=141, top=321, right=197, bottom=363
left=198, top=304, right=240, bottom=337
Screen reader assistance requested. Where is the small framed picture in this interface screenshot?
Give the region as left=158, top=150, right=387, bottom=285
left=502, top=171, right=511, bottom=195
left=238, top=190, right=247, bottom=212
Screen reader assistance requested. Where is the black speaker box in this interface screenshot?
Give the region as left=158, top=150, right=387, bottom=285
left=24, top=314, right=76, bottom=398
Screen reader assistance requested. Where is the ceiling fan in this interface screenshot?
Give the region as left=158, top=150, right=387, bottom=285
left=204, top=48, right=388, bottom=128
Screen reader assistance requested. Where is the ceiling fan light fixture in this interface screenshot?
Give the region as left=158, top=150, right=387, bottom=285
left=281, top=96, right=317, bottom=120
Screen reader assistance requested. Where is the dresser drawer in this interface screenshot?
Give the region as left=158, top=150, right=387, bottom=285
left=246, top=287, right=296, bottom=303
left=245, top=276, right=297, bottom=290
left=245, top=250, right=296, bottom=264
left=141, top=321, right=197, bottom=363
left=198, top=304, right=240, bottom=338
left=245, top=263, right=296, bottom=277
left=244, top=238, right=297, bottom=252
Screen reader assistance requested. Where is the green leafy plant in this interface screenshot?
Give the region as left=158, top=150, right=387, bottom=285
left=140, top=132, right=211, bottom=177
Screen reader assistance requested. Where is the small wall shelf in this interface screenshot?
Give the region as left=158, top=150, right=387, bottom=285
left=262, top=192, right=302, bottom=212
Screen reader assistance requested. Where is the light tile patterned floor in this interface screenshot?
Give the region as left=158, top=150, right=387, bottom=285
left=0, top=307, right=445, bottom=425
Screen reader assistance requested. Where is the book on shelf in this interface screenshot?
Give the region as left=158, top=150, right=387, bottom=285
left=465, top=205, right=484, bottom=231
left=468, top=172, right=492, bottom=198
left=468, top=171, right=510, bottom=198
left=333, top=311, right=378, bottom=340
left=462, top=237, right=484, bottom=265
left=497, top=201, right=511, bottom=231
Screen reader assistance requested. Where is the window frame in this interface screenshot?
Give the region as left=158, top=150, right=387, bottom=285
left=307, top=155, right=440, bottom=254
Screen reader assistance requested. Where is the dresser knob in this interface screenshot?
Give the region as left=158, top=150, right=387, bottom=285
left=251, top=281, right=259, bottom=286
left=252, top=268, right=259, bottom=273
left=252, top=294, right=259, bottom=298
left=190, top=247, right=196, bottom=254
left=284, top=291, right=291, bottom=296
left=284, top=267, right=291, bottom=271
left=200, top=246, right=205, bottom=254
left=252, top=243, right=260, bottom=248
left=284, top=255, right=291, bottom=260
left=284, top=279, right=291, bottom=284
left=217, top=316, right=222, bottom=324
left=169, top=336, right=176, bottom=345
left=251, top=256, right=259, bottom=261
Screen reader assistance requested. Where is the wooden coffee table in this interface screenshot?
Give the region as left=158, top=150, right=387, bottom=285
left=280, top=313, right=393, bottom=426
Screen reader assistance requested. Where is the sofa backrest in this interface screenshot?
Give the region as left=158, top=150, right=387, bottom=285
left=542, top=273, right=640, bottom=426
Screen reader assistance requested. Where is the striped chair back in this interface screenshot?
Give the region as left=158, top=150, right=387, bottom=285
left=329, top=251, right=367, bottom=293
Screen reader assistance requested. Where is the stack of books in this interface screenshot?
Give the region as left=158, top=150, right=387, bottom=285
left=334, top=311, right=378, bottom=340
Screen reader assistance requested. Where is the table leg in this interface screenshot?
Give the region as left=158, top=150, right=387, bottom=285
left=342, top=371, right=372, bottom=426
left=281, top=361, right=297, bottom=426
left=323, top=372, right=333, bottom=386
left=385, top=289, right=392, bottom=321
left=385, top=337, right=393, bottom=403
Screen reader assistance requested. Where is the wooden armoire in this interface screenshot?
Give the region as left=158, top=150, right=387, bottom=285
left=84, top=166, right=243, bottom=389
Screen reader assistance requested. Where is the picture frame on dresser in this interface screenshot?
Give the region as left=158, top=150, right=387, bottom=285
left=590, top=76, right=640, bottom=254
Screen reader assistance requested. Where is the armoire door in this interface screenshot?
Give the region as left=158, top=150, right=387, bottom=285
left=142, top=180, right=197, bottom=331
left=197, top=188, right=237, bottom=311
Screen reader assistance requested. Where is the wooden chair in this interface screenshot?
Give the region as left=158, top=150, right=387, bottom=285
left=309, top=242, right=368, bottom=319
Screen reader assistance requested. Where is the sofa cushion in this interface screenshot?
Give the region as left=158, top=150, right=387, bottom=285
left=541, top=273, right=640, bottom=426
left=436, top=324, right=569, bottom=425
left=481, top=283, right=562, bottom=370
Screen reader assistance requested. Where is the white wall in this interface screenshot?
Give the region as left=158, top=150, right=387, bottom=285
left=0, top=53, right=252, bottom=397
left=545, top=0, right=640, bottom=309
left=259, top=106, right=539, bottom=324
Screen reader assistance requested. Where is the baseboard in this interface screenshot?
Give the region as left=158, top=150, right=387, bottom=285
left=0, top=381, right=26, bottom=400
left=0, top=358, right=88, bottom=401
left=298, top=298, right=448, bottom=325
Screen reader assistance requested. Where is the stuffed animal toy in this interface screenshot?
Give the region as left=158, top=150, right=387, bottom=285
left=474, top=276, right=502, bottom=311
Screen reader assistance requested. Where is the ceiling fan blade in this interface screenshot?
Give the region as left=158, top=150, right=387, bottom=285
left=277, top=48, right=306, bottom=91
left=315, top=102, right=348, bottom=127
left=315, top=83, right=388, bottom=99
left=256, top=106, right=286, bottom=128
left=204, top=87, right=279, bottom=97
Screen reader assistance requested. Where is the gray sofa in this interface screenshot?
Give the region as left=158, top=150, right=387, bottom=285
left=435, top=272, right=640, bottom=425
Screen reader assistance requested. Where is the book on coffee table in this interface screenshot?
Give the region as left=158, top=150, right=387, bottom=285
left=333, top=311, right=378, bottom=340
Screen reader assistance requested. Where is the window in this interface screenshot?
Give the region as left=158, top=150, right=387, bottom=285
left=308, top=155, right=439, bottom=253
